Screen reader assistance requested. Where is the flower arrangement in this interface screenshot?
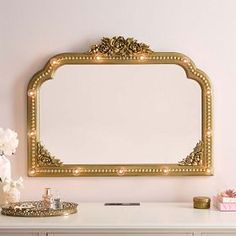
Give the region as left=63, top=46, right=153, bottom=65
left=2, top=177, right=23, bottom=193
left=1, top=177, right=23, bottom=204
left=0, top=127, right=19, bottom=157
left=0, top=127, right=19, bottom=183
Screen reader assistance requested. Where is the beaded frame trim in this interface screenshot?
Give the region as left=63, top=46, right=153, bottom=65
left=27, top=36, right=213, bottom=177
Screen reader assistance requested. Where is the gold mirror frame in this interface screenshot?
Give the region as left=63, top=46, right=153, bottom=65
left=27, top=36, right=213, bottom=177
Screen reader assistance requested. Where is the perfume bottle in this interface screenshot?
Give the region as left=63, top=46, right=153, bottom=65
left=53, top=190, right=62, bottom=209
left=42, top=188, right=54, bottom=209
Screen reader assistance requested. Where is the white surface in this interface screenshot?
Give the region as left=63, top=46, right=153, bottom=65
left=0, top=0, right=236, bottom=202
left=1, top=203, right=236, bottom=234
left=40, top=65, right=200, bottom=164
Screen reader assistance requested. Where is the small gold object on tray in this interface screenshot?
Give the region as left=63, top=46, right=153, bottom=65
left=1, top=201, right=78, bottom=217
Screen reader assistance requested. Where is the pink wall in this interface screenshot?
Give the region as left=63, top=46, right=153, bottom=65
left=0, top=0, right=236, bottom=202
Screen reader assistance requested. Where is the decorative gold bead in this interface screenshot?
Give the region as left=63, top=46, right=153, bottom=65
left=162, top=167, right=169, bottom=175
left=183, top=58, right=189, bottom=63
left=117, top=168, right=126, bottom=176
left=140, top=55, right=145, bottom=60
left=206, top=130, right=212, bottom=137
left=50, top=58, right=59, bottom=65
left=28, top=89, right=35, bottom=97
left=29, top=169, right=36, bottom=175
left=28, top=130, right=36, bottom=137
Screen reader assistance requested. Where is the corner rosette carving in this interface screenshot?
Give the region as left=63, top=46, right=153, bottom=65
left=37, top=142, right=63, bottom=167
left=89, top=36, right=153, bottom=56
left=178, top=141, right=204, bottom=166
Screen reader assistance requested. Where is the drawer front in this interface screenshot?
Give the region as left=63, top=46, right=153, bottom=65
left=202, top=234, right=236, bottom=236
left=47, top=233, right=193, bottom=236
left=0, top=234, right=39, bottom=236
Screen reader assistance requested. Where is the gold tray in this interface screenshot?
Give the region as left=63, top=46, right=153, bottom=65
left=1, top=201, right=78, bottom=217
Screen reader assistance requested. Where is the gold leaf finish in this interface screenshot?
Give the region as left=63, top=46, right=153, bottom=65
left=27, top=36, right=213, bottom=177
left=178, top=141, right=203, bottom=166
left=89, top=36, right=153, bottom=56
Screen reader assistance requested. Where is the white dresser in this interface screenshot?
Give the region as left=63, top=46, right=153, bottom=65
left=0, top=202, right=236, bottom=236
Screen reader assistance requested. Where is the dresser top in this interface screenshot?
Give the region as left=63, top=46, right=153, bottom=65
left=0, top=202, right=236, bottom=230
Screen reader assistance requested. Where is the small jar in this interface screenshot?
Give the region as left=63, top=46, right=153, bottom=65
left=193, top=196, right=211, bottom=209
left=53, top=191, right=62, bottom=209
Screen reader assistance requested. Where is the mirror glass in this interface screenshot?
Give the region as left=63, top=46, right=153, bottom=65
left=40, top=64, right=201, bottom=165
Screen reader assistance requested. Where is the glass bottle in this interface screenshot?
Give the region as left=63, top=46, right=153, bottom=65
left=42, top=188, right=54, bottom=209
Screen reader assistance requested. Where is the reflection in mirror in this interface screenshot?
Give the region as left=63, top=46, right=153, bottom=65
left=40, top=65, right=201, bottom=165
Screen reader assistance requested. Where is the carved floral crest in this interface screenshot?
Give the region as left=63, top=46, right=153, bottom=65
left=89, top=36, right=153, bottom=56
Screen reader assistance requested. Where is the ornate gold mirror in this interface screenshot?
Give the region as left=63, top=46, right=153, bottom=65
left=27, top=36, right=213, bottom=177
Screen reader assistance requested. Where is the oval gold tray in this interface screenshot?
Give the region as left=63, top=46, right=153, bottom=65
left=1, top=201, right=78, bottom=217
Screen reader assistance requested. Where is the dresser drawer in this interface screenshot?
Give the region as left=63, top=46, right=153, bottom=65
left=0, top=234, right=39, bottom=236
left=202, top=233, right=236, bottom=236
left=47, top=233, right=193, bottom=236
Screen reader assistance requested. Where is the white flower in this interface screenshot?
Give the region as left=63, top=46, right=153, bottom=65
left=0, top=127, right=19, bottom=157
left=2, top=177, right=23, bottom=192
